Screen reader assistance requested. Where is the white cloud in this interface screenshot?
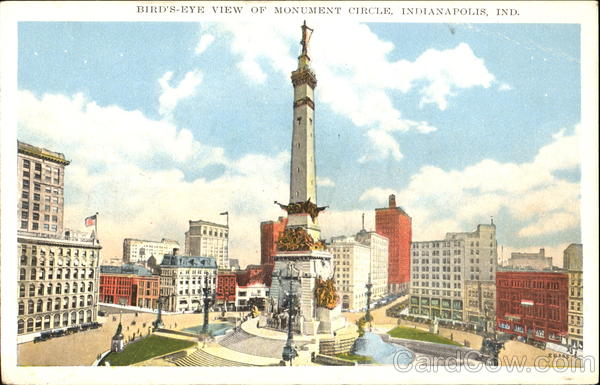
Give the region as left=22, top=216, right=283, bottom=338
left=201, top=21, right=495, bottom=162
left=317, top=177, right=335, bottom=187
left=499, top=82, right=513, bottom=91
left=18, top=90, right=289, bottom=268
left=358, top=129, right=403, bottom=163
left=360, top=124, right=581, bottom=242
left=158, top=70, right=203, bottom=117
left=195, top=33, right=215, bottom=55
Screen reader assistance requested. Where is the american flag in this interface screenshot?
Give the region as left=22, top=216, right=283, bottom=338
left=85, top=215, right=97, bottom=227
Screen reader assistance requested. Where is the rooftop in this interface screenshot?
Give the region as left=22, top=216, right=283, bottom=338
left=100, top=264, right=155, bottom=277
left=18, top=140, right=70, bottom=165
left=160, top=254, right=218, bottom=268
left=188, top=219, right=227, bottom=228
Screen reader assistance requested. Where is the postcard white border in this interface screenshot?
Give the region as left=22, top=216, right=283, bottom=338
left=1, top=1, right=598, bottom=384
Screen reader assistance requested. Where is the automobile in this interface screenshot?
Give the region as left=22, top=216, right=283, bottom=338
left=98, top=310, right=107, bottom=316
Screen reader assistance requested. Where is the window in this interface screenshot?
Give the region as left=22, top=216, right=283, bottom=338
left=23, top=159, right=30, bottom=168
left=22, top=191, right=29, bottom=199
left=33, top=203, right=39, bottom=211
left=33, top=193, right=40, bottom=201
left=44, top=224, right=49, bottom=231
left=33, top=213, right=39, bottom=221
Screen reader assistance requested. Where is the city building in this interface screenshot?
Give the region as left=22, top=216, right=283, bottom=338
left=235, top=264, right=273, bottom=310
left=354, top=229, right=389, bottom=301
left=260, top=216, right=288, bottom=266
left=327, top=236, right=370, bottom=311
left=496, top=269, right=568, bottom=345
left=17, top=141, right=70, bottom=234
left=184, top=220, right=229, bottom=269
left=563, top=243, right=583, bottom=349
left=99, top=264, right=160, bottom=309
left=375, top=194, right=412, bottom=294
left=409, top=222, right=497, bottom=324
left=159, top=252, right=217, bottom=312
left=216, top=271, right=237, bottom=310
left=122, top=238, right=179, bottom=266
left=506, top=248, right=554, bottom=270
left=17, top=231, right=102, bottom=337
left=464, top=280, right=496, bottom=332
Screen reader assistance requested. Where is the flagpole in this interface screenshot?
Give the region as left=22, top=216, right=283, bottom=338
left=95, top=212, right=99, bottom=243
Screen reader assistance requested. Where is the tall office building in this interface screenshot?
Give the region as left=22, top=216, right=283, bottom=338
left=409, top=221, right=497, bottom=325
left=17, top=141, right=102, bottom=338
left=17, top=141, right=70, bottom=234
left=327, top=236, right=371, bottom=311
left=355, top=229, right=389, bottom=301
left=260, top=216, right=288, bottom=266
left=375, top=194, right=412, bottom=294
left=184, top=219, right=229, bottom=269
left=563, top=243, right=583, bottom=349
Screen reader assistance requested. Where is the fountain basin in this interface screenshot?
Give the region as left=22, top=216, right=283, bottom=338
left=353, top=332, right=414, bottom=365
left=183, top=323, right=234, bottom=336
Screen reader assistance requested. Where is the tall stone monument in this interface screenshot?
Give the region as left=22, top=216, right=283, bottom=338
left=269, top=22, right=344, bottom=336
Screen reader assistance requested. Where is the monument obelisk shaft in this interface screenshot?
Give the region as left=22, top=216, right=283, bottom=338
left=287, top=21, right=321, bottom=241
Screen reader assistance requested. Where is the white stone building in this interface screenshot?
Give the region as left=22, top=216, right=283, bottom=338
left=17, top=231, right=101, bottom=337
left=409, top=222, right=497, bottom=324
left=355, top=229, right=389, bottom=301
left=327, top=236, right=370, bottom=311
left=184, top=220, right=229, bottom=269
left=236, top=283, right=270, bottom=310
left=159, top=254, right=217, bottom=312
left=122, top=238, right=179, bottom=265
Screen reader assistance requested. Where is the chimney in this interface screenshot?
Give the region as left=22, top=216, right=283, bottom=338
left=539, top=248, right=545, bottom=257
left=389, top=194, right=396, bottom=208
left=173, top=248, right=179, bottom=255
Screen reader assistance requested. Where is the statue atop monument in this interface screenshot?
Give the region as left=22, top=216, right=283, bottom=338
left=300, top=20, right=314, bottom=58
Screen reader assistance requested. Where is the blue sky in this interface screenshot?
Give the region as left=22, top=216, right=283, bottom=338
left=17, top=22, right=581, bottom=266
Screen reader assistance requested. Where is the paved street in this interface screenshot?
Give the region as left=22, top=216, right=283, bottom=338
left=17, top=310, right=229, bottom=366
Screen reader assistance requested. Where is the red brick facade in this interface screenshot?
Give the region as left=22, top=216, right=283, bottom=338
left=99, top=274, right=159, bottom=309
left=260, top=217, right=287, bottom=266
left=216, top=272, right=237, bottom=304
left=375, top=194, right=411, bottom=293
left=496, top=270, right=568, bottom=344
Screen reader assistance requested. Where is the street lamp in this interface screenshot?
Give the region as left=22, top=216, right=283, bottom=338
left=202, top=274, right=214, bottom=334
left=365, top=273, right=373, bottom=325
left=153, top=296, right=165, bottom=330
left=280, top=262, right=300, bottom=365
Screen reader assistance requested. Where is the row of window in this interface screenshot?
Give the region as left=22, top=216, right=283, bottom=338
left=18, top=309, right=93, bottom=334
left=21, top=245, right=95, bottom=258
left=412, top=241, right=463, bottom=249
left=21, top=179, right=62, bottom=194
left=19, top=282, right=95, bottom=297
left=19, top=267, right=95, bottom=281
left=18, top=296, right=94, bottom=315
left=21, top=211, right=59, bottom=222
left=20, top=221, right=58, bottom=232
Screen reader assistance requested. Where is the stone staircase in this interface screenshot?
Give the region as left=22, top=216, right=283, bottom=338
left=172, top=349, right=256, bottom=367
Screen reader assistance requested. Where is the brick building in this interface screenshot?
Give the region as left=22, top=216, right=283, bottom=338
left=260, top=217, right=287, bottom=265
left=496, top=269, right=568, bottom=344
left=99, top=264, right=159, bottom=309
left=375, top=194, right=412, bottom=294
left=216, top=272, right=237, bottom=309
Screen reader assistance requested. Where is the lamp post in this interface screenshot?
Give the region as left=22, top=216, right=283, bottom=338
left=202, top=275, right=213, bottom=334
left=365, top=273, right=373, bottom=325
left=153, top=296, right=165, bottom=330
left=281, top=262, right=300, bottom=366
